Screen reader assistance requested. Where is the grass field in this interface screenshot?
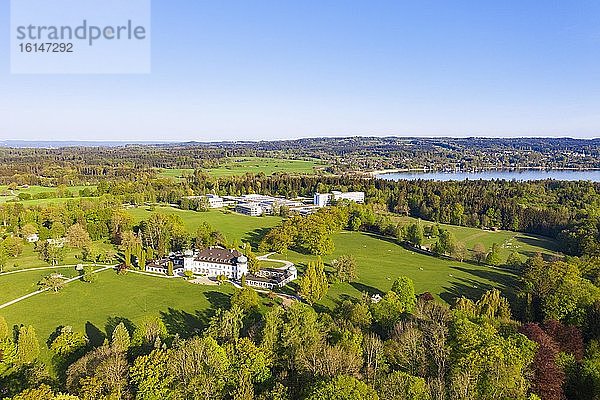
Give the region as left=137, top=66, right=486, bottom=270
left=1, top=241, right=115, bottom=272
left=126, top=207, right=282, bottom=246
left=0, top=270, right=238, bottom=363
left=273, top=230, right=550, bottom=310
left=392, top=215, right=560, bottom=261
left=0, top=185, right=96, bottom=204
left=158, top=157, right=326, bottom=179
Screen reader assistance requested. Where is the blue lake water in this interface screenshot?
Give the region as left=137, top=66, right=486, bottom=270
left=377, top=169, right=600, bottom=182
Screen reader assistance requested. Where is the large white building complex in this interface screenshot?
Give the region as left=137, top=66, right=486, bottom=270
left=314, top=191, right=365, bottom=207
left=145, top=246, right=298, bottom=289
left=145, top=247, right=248, bottom=280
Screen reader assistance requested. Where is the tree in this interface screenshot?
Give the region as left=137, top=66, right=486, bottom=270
left=332, top=254, right=358, bottom=282
left=38, top=274, right=65, bottom=292
left=81, top=267, right=96, bottom=283
left=37, top=241, right=66, bottom=266
left=452, top=241, right=467, bottom=262
left=21, top=223, right=38, bottom=238
left=231, top=286, right=260, bottom=312
left=486, top=243, right=502, bottom=266
left=472, top=243, right=487, bottom=264
left=519, top=323, right=565, bottom=400
left=507, top=251, right=523, bottom=268
left=130, top=348, right=172, bottom=400
left=299, top=258, right=329, bottom=304
left=50, top=326, right=87, bottom=358
left=16, top=325, right=40, bottom=364
left=169, top=336, right=230, bottom=399
left=406, top=221, right=424, bottom=247
left=132, top=317, right=168, bottom=349
left=207, top=305, right=245, bottom=343
left=66, top=223, right=92, bottom=249
left=391, top=276, right=417, bottom=312
left=432, top=229, right=456, bottom=256
left=306, top=375, right=378, bottom=400
left=111, top=323, right=131, bottom=353
left=377, top=371, right=430, bottom=400
left=3, top=236, right=24, bottom=257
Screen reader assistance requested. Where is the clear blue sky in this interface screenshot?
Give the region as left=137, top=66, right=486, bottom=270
left=1, top=0, right=600, bottom=141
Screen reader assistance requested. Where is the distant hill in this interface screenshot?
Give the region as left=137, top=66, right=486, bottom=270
left=0, top=140, right=172, bottom=148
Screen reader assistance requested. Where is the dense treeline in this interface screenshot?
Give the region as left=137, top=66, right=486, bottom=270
left=2, top=137, right=600, bottom=177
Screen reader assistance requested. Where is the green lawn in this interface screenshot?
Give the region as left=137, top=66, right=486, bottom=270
left=0, top=267, right=81, bottom=305
left=269, top=228, right=558, bottom=310
left=0, top=185, right=96, bottom=204
left=2, top=241, right=115, bottom=272
left=126, top=207, right=282, bottom=246
left=0, top=269, right=285, bottom=367
left=158, top=157, right=327, bottom=179
left=392, top=215, right=560, bottom=261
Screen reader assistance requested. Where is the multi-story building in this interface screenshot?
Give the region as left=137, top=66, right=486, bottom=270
left=235, top=203, right=264, bottom=216
left=314, top=191, right=365, bottom=207
left=145, top=247, right=248, bottom=280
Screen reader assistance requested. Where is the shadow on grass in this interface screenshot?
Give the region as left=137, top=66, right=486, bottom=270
left=160, top=308, right=210, bottom=338
left=85, top=321, right=106, bottom=347
left=160, top=291, right=232, bottom=338
left=515, top=235, right=558, bottom=252
left=243, top=227, right=274, bottom=249
left=350, top=282, right=384, bottom=296
left=105, top=316, right=136, bottom=338
left=439, top=265, right=520, bottom=306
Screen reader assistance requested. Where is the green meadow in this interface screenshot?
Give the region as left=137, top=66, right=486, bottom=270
left=158, top=157, right=326, bottom=179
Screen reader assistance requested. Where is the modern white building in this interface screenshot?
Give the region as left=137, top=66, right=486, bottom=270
left=314, top=191, right=365, bottom=207
left=183, top=194, right=224, bottom=209
left=236, top=203, right=264, bottom=216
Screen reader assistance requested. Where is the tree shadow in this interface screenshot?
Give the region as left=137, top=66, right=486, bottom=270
left=204, top=290, right=232, bottom=310
left=439, top=265, right=519, bottom=305
left=350, top=282, right=384, bottom=296
left=105, top=316, right=136, bottom=338
left=85, top=321, right=106, bottom=347
left=514, top=235, right=558, bottom=252
left=160, top=307, right=209, bottom=338
left=243, top=228, right=273, bottom=249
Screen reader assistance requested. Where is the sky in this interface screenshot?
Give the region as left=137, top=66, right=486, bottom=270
left=1, top=0, right=600, bottom=141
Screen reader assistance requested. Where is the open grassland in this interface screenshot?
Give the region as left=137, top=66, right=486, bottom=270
left=126, top=207, right=282, bottom=245
left=158, top=157, right=326, bottom=179
left=276, top=231, right=536, bottom=310
left=2, top=241, right=115, bottom=272
left=0, top=269, right=285, bottom=366
left=392, top=215, right=560, bottom=261
left=0, top=185, right=96, bottom=204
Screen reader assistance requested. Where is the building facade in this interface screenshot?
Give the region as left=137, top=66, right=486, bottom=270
left=314, top=191, right=365, bottom=207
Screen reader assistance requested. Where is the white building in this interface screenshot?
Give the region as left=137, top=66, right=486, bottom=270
left=245, top=265, right=298, bottom=290
left=25, top=233, right=39, bottom=243
left=205, top=194, right=224, bottom=208
left=314, top=191, right=365, bottom=207
left=145, top=247, right=248, bottom=280
left=236, top=203, right=264, bottom=217
left=184, top=194, right=224, bottom=209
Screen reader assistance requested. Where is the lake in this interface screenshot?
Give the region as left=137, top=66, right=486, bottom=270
left=377, top=169, right=600, bottom=182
